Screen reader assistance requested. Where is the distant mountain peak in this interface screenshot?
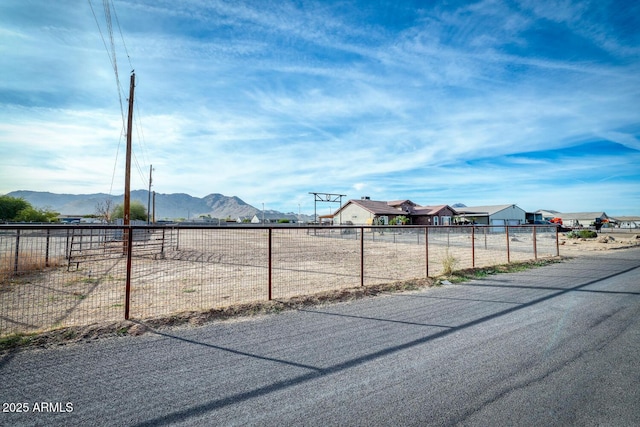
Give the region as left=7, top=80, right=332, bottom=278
left=5, top=190, right=257, bottom=220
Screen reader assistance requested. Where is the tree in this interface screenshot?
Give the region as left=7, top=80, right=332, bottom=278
left=13, top=206, right=60, bottom=223
left=111, top=201, right=148, bottom=221
left=0, top=196, right=30, bottom=221
left=0, top=196, right=59, bottom=222
left=95, top=198, right=115, bottom=222
left=390, top=215, right=409, bottom=225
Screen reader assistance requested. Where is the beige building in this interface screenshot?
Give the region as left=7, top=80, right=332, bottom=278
left=333, top=197, right=458, bottom=226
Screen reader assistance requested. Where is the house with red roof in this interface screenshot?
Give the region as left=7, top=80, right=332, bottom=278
left=332, top=197, right=458, bottom=226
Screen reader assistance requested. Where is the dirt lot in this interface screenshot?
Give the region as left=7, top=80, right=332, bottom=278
left=557, top=230, right=640, bottom=253
left=1, top=227, right=638, bottom=341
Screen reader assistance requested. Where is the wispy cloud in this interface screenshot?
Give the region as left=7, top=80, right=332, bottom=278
left=0, top=0, right=638, bottom=216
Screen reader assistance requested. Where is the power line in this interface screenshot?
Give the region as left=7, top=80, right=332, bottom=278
left=111, top=0, right=133, bottom=71
left=108, top=0, right=152, bottom=184
left=89, top=0, right=152, bottom=196
left=134, top=87, right=150, bottom=171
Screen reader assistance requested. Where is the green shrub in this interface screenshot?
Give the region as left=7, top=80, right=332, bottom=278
left=566, top=230, right=597, bottom=239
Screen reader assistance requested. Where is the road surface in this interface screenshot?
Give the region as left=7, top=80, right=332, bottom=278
left=2, top=248, right=639, bottom=426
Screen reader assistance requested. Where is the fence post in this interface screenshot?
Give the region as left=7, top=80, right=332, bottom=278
left=425, top=227, right=429, bottom=277
left=506, top=225, right=511, bottom=263
left=533, top=226, right=537, bottom=260
left=14, top=229, right=20, bottom=274
left=360, top=227, right=364, bottom=286
left=65, top=228, right=70, bottom=260
left=556, top=226, right=560, bottom=256
left=472, top=226, right=475, bottom=268
left=484, top=226, right=487, bottom=249
left=124, top=226, right=134, bottom=320
left=268, top=228, right=273, bottom=300
left=45, top=229, right=50, bottom=267
left=160, top=228, right=165, bottom=257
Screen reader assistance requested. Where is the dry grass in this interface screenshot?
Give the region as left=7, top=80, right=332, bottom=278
left=440, top=249, right=459, bottom=276
left=0, top=250, right=63, bottom=282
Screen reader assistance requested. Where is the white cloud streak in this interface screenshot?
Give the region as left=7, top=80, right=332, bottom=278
left=0, top=0, right=638, bottom=215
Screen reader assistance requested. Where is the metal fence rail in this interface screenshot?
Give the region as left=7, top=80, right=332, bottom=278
left=0, top=224, right=558, bottom=336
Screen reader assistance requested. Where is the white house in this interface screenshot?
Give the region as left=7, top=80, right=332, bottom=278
left=454, top=204, right=526, bottom=226
left=559, top=212, right=612, bottom=228
left=615, top=216, right=640, bottom=229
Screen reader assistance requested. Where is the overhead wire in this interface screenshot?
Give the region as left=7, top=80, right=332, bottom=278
left=89, top=0, right=151, bottom=195
left=111, top=0, right=151, bottom=190
left=111, top=1, right=133, bottom=71
left=134, top=103, right=150, bottom=172
left=89, top=0, right=125, bottom=196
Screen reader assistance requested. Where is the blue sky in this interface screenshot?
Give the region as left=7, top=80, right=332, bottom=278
left=1, top=0, right=639, bottom=216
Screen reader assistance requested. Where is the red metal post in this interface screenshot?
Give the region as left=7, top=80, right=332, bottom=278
left=506, top=225, right=511, bottom=263
left=124, top=226, right=134, bottom=320
left=268, top=228, right=273, bottom=300
left=360, top=227, right=364, bottom=286
left=425, top=227, right=429, bottom=277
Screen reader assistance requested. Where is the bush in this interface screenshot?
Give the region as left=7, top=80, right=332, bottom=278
left=441, top=249, right=459, bottom=276
left=566, top=230, right=597, bottom=239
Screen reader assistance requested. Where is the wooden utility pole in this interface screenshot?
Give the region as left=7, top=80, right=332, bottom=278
left=124, top=72, right=135, bottom=227
left=123, top=72, right=135, bottom=253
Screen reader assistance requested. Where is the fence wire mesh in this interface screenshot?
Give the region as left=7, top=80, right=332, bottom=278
left=1, top=224, right=558, bottom=336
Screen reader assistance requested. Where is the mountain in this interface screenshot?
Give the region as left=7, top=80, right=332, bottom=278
left=4, top=190, right=302, bottom=221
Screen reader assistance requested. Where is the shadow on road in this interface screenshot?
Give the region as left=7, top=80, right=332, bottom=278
left=133, top=261, right=640, bottom=427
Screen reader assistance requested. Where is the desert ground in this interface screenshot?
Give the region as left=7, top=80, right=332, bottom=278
left=557, top=229, right=640, bottom=253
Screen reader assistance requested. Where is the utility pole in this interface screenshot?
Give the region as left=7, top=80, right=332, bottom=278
left=124, top=72, right=135, bottom=227
left=123, top=72, right=135, bottom=253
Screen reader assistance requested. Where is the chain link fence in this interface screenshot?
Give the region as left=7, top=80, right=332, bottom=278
left=0, top=224, right=558, bottom=336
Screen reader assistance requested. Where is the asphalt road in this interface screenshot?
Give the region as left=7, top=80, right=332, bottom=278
left=2, top=248, right=639, bottom=426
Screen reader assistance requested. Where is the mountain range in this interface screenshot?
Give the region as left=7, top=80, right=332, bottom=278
left=5, top=190, right=308, bottom=221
